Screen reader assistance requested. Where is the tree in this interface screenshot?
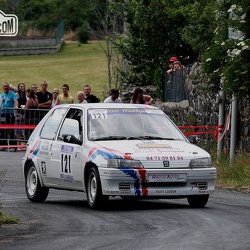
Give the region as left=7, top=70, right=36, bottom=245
left=89, top=0, right=123, bottom=91
left=16, top=0, right=91, bottom=32
left=109, top=0, right=197, bottom=98
left=183, top=0, right=250, bottom=98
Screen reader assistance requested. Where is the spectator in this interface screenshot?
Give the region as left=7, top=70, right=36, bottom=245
left=104, top=89, right=122, bottom=103
left=77, top=91, right=87, bottom=104
left=9, top=84, right=18, bottom=94
left=15, top=83, right=27, bottom=149
left=55, top=84, right=74, bottom=105
left=130, top=88, right=153, bottom=105
left=16, top=83, right=27, bottom=108
left=51, top=88, right=59, bottom=108
left=83, top=84, right=100, bottom=103
left=0, top=83, right=18, bottom=149
left=36, top=81, right=52, bottom=120
left=31, top=84, right=38, bottom=95
left=24, top=88, right=39, bottom=140
left=167, top=56, right=178, bottom=74
left=173, top=61, right=182, bottom=71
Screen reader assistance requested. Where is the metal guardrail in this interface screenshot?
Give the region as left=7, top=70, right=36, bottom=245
left=0, top=107, right=218, bottom=152
left=0, top=107, right=49, bottom=151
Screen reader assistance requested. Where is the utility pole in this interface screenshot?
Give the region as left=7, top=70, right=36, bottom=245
left=230, top=93, right=237, bottom=162
left=217, top=79, right=225, bottom=161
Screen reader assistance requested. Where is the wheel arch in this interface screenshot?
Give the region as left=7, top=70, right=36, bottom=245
left=84, top=162, right=99, bottom=190
left=24, top=159, right=45, bottom=187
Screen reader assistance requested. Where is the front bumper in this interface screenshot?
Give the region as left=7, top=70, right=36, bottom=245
left=99, top=167, right=216, bottom=197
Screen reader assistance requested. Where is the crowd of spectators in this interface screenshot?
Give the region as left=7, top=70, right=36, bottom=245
left=0, top=81, right=153, bottom=150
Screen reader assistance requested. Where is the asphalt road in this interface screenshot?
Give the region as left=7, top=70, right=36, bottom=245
left=0, top=151, right=250, bottom=250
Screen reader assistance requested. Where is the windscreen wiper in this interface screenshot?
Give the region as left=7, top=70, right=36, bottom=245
left=128, top=136, right=175, bottom=140
left=93, top=136, right=128, bottom=141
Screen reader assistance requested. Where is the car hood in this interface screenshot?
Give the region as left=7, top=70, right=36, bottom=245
left=88, top=140, right=210, bottom=169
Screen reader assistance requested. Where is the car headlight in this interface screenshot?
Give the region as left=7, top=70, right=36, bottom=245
left=189, top=157, right=213, bottom=168
left=107, top=159, right=144, bottom=169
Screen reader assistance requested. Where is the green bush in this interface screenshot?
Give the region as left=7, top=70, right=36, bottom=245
left=77, top=24, right=90, bottom=44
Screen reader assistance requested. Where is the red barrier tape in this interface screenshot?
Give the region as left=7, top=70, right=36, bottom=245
left=178, top=125, right=217, bottom=137
left=0, top=124, right=218, bottom=149
left=178, top=126, right=217, bottom=129
left=0, top=124, right=36, bottom=129
left=0, top=145, right=26, bottom=149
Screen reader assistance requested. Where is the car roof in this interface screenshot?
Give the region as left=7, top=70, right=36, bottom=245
left=53, top=103, right=159, bottom=110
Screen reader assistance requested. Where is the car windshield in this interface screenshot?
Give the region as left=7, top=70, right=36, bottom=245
left=87, top=108, right=187, bottom=141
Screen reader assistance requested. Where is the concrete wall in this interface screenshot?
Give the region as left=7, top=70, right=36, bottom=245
left=0, top=43, right=62, bottom=55
left=0, top=38, right=56, bottom=48
left=0, top=37, right=62, bottom=55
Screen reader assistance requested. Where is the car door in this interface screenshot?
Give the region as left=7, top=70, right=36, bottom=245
left=47, top=108, right=84, bottom=189
left=38, top=107, right=67, bottom=186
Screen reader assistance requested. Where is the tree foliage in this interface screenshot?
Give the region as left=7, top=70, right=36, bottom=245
left=109, top=0, right=197, bottom=89
left=182, top=0, right=250, bottom=98
left=15, top=0, right=91, bottom=32
left=0, top=0, right=249, bottom=98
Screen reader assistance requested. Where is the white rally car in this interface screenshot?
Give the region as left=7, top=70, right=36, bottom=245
left=22, top=103, right=216, bottom=209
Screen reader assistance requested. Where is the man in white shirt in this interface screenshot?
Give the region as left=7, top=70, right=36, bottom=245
left=104, top=89, right=122, bottom=103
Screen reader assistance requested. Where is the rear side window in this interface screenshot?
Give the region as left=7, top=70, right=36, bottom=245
left=40, top=108, right=66, bottom=140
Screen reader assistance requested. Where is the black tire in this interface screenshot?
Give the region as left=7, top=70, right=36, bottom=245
left=187, top=195, right=209, bottom=208
left=86, top=167, right=109, bottom=209
left=25, top=162, right=49, bottom=202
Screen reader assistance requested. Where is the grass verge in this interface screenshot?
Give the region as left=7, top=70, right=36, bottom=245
left=0, top=211, right=21, bottom=227
left=214, top=154, right=250, bottom=193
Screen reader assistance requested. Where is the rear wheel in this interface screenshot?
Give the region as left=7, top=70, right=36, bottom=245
left=187, top=195, right=209, bottom=208
left=25, top=162, right=49, bottom=202
left=86, top=167, right=109, bottom=209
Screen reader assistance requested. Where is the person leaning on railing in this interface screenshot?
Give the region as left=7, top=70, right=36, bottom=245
left=36, top=81, right=52, bottom=120
left=130, top=87, right=153, bottom=105
left=24, top=88, right=39, bottom=140
left=15, top=83, right=27, bottom=150
left=0, top=83, right=18, bottom=148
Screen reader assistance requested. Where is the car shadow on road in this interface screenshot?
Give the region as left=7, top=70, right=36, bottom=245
left=44, top=197, right=211, bottom=211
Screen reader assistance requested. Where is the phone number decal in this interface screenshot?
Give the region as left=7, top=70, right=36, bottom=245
left=146, top=156, right=184, bottom=161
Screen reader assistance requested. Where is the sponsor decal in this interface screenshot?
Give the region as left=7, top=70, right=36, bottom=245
left=137, top=143, right=171, bottom=149
left=60, top=173, right=73, bottom=182
left=61, top=145, right=74, bottom=153
left=103, top=190, right=132, bottom=195
left=41, top=161, right=47, bottom=175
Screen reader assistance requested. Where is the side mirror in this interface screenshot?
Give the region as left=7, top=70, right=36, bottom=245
left=62, top=134, right=82, bottom=145
left=188, top=135, right=198, bottom=145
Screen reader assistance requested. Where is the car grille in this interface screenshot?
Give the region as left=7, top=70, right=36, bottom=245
left=196, top=182, right=208, bottom=190
left=119, top=182, right=131, bottom=191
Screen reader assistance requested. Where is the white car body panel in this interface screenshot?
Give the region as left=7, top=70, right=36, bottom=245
left=22, top=104, right=216, bottom=200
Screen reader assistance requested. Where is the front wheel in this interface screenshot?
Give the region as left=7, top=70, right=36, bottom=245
left=25, top=162, right=49, bottom=202
left=86, top=167, right=109, bottom=209
left=187, top=195, right=209, bottom=208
